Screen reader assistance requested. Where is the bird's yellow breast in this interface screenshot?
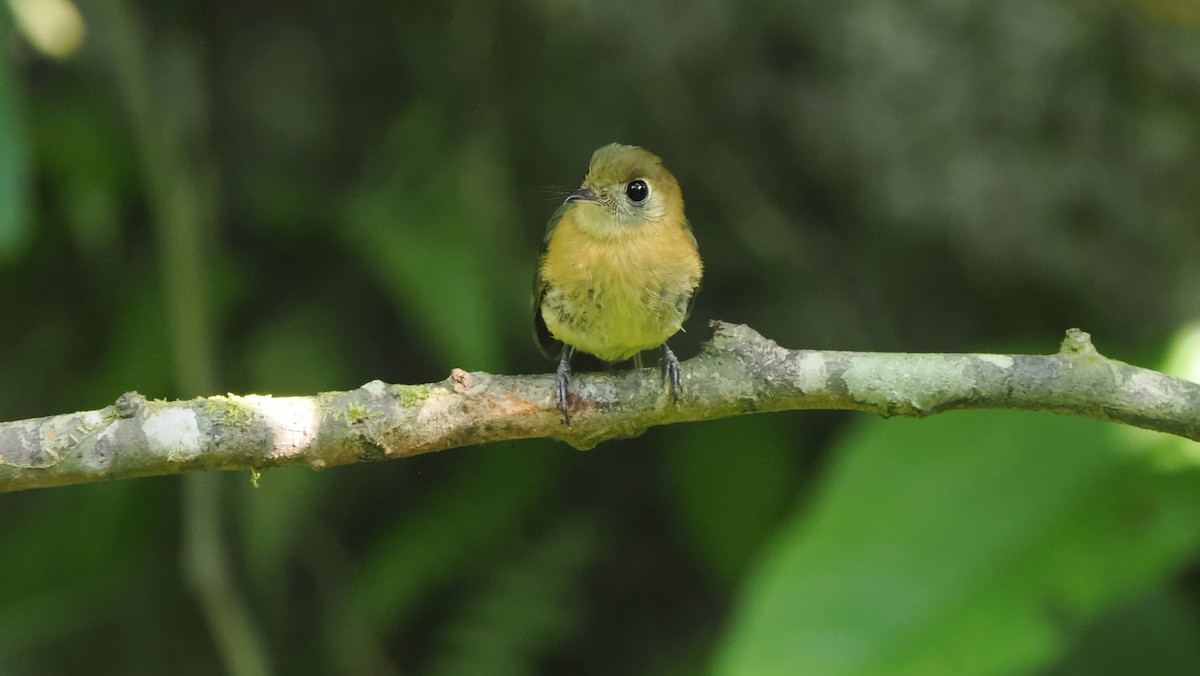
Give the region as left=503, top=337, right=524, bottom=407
left=538, top=205, right=702, bottom=362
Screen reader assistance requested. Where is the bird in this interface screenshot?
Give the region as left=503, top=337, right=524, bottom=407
left=533, top=143, right=703, bottom=423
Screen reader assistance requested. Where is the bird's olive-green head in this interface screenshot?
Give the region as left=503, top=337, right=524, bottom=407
left=567, top=143, right=685, bottom=239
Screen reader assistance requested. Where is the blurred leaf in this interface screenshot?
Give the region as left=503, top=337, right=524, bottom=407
left=429, top=516, right=597, bottom=676
left=31, top=93, right=135, bottom=254
left=79, top=275, right=172, bottom=405
left=0, top=16, right=32, bottom=260
left=1044, top=590, right=1200, bottom=676
left=0, top=482, right=162, bottom=661
left=8, top=0, right=85, bottom=59
left=663, top=416, right=798, bottom=587
left=341, top=105, right=522, bottom=371
left=242, top=307, right=350, bottom=396
left=238, top=467, right=325, bottom=591
left=328, top=443, right=564, bottom=670
left=1160, top=320, right=1200, bottom=385
left=716, top=411, right=1200, bottom=676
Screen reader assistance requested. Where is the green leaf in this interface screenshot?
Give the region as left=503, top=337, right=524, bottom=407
left=715, top=411, right=1200, bottom=676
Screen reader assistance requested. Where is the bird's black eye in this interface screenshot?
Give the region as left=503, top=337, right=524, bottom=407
left=625, top=180, right=649, bottom=204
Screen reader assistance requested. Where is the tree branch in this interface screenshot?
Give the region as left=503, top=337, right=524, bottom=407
left=1, top=322, right=1196, bottom=493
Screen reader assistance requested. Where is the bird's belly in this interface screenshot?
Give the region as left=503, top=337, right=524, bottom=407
left=541, top=274, right=693, bottom=363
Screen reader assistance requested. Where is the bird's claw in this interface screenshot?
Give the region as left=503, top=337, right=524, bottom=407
left=556, top=348, right=574, bottom=425
left=662, top=344, right=682, bottom=404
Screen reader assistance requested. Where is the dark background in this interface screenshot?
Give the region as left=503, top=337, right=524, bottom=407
left=2, top=1, right=1199, bottom=674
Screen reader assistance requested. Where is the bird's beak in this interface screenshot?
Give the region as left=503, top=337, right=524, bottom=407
left=566, top=187, right=599, bottom=203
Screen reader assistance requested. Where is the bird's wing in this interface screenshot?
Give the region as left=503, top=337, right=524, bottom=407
left=532, top=201, right=572, bottom=359
left=682, top=217, right=701, bottom=323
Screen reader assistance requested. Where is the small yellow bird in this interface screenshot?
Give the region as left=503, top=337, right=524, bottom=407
left=534, top=144, right=703, bottom=422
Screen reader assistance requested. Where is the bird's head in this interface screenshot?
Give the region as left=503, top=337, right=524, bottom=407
left=566, top=143, right=684, bottom=239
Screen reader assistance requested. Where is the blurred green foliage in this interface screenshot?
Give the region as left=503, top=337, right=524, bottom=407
left=1, top=0, right=1198, bottom=674
left=716, top=412, right=1200, bottom=675
left=0, top=8, right=31, bottom=257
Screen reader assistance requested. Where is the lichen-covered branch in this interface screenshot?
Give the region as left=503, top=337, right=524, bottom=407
left=1, top=322, right=1197, bottom=493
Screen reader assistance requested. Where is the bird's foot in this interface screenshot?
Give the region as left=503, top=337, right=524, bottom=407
left=556, top=348, right=574, bottom=425
left=662, top=343, right=682, bottom=404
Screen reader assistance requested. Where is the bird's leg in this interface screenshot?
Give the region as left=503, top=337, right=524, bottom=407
left=661, top=343, right=682, bottom=403
left=556, top=346, right=575, bottom=424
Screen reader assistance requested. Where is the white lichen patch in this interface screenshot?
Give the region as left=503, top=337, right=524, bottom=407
left=977, top=354, right=1014, bottom=370
left=95, top=415, right=122, bottom=442
left=144, top=408, right=203, bottom=461
left=240, top=395, right=319, bottom=458
left=414, top=390, right=456, bottom=426
left=793, top=351, right=829, bottom=394
left=844, top=354, right=975, bottom=413
left=1, top=419, right=60, bottom=468
left=411, top=389, right=462, bottom=449
left=361, top=380, right=387, bottom=397
left=1125, top=369, right=1167, bottom=404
